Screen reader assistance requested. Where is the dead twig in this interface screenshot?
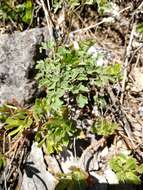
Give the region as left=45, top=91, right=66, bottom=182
left=129, top=43, right=143, bottom=66
left=79, top=137, right=106, bottom=171
left=120, top=23, right=136, bottom=104
left=39, top=0, right=53, bottom=38
left=70, top=17, right=114, bottom=35
left=5, top=136, right=22, bottom=156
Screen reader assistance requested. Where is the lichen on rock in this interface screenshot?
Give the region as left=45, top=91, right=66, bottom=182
left=0, top=27, right=49, bottom=105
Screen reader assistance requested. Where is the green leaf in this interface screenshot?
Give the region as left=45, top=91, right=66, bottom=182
left=96, top=0, right=111, bottom=15
left=22, top=10, right=32, bottom=23
left=24, top=0, right=33, bottom=9
left=78, top=84, right=89, bottom=92
left=69, top=0, right=80, bottom=8
left=137, top=23, right=143, bottom=33
left=93, top=79, right=104, bottom=87
left=56, top=88, right=66, bottom=97
left=126, top=172, right=141, bottom=184
left=5, top=118, right=25, bottom=129
left=137, top=164, right=143, bottom=174
left=109, top=157, right=122, bottom=173
left=25, top=117, right=33, bottom=129
left=33, top=99, right=44, bottom=122
left=92, top=118, right=118, bottom=136
left=72, top=84, right=89, bottom=94
left=22, top=0, right=33, bottom=23
left=47, top=139, right=55, bottom=154
left=109, top=154, right=142, bottom=184
left=84, top=0, right=95, bottom=5
left=55, top=179, right=71, bottom=190
left=8, top=125, right=23, bottom=137
left=105, top=63, right=121, bottom=76
left=125, top=158, right=136, bottom=171
left=76, top=94, right=88, bottom=108
left=55, top=168, right=88, bottom=190
left=52, top=97, right=63, bottom=111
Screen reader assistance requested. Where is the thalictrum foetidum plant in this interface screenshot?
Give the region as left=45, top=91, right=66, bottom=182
left=36, top=40, right=121, bottom=113
left=109, top=154, right=143, bottom=184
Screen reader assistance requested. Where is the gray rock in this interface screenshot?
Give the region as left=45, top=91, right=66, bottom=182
left=87, top=45, right=115, bottom=66
left=0, top=27, right=49, bottom=105
left=21, top=143, right=57, bottom=190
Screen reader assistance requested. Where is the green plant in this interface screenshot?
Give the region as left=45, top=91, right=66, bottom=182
left=35, top=114, right=77, bottom=154
left=109, top=154, right=143, bottom=184
left=0, top=104, right=33, bottom=138
left=93, top=95, right=107, bottom=108
left=0, top=38, right=122, bottom=156
left=96, top=0, right=112, bottom=15
left=36, top=41, right=121, bottom=113
left=0, top=101, right=77, bottom=154
left=92, top=118, right=118, bottom=136
left=55, top=167, right=88, bottom=190
left=0, top=0, right=33, bottom=25
left=32, top=98, right=78, bottom=154
left=51, top=0, right=110, bottom=14
left=32, top=98, right=49, bottom=124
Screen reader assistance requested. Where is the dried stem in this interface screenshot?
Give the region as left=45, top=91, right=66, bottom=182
left=120, top=23, right=136, bottom=104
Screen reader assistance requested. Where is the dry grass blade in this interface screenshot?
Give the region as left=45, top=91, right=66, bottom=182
left=39, top=0, right=53, bottom=38
left=120, top=23, right=137, bottom=104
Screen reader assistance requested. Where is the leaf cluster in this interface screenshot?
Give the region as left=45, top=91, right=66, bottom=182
left=51, top=0, right=110, bottom=14
left=0, top=0, right=33, bottom=24
left=92, top=118, right=118, bottom=136
left=55, top=167, right=88, bottom=190
left=109, top=154, right=143, bottom=184
left=35, top=115, right=77, bottom=154
left=0, top=102, right=77, bottom=155
left=0, top=104, right=33, bottom=138
left=36, top=41, right=121, bottom=112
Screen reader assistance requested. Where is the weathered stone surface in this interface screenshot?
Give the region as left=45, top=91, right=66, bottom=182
left=21, top=143, right=57, bottom=190
left=0, top=27, right=49, bottom=105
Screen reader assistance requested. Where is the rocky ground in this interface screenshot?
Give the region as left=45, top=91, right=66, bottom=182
left=0, top=1, right=143, bottom=190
